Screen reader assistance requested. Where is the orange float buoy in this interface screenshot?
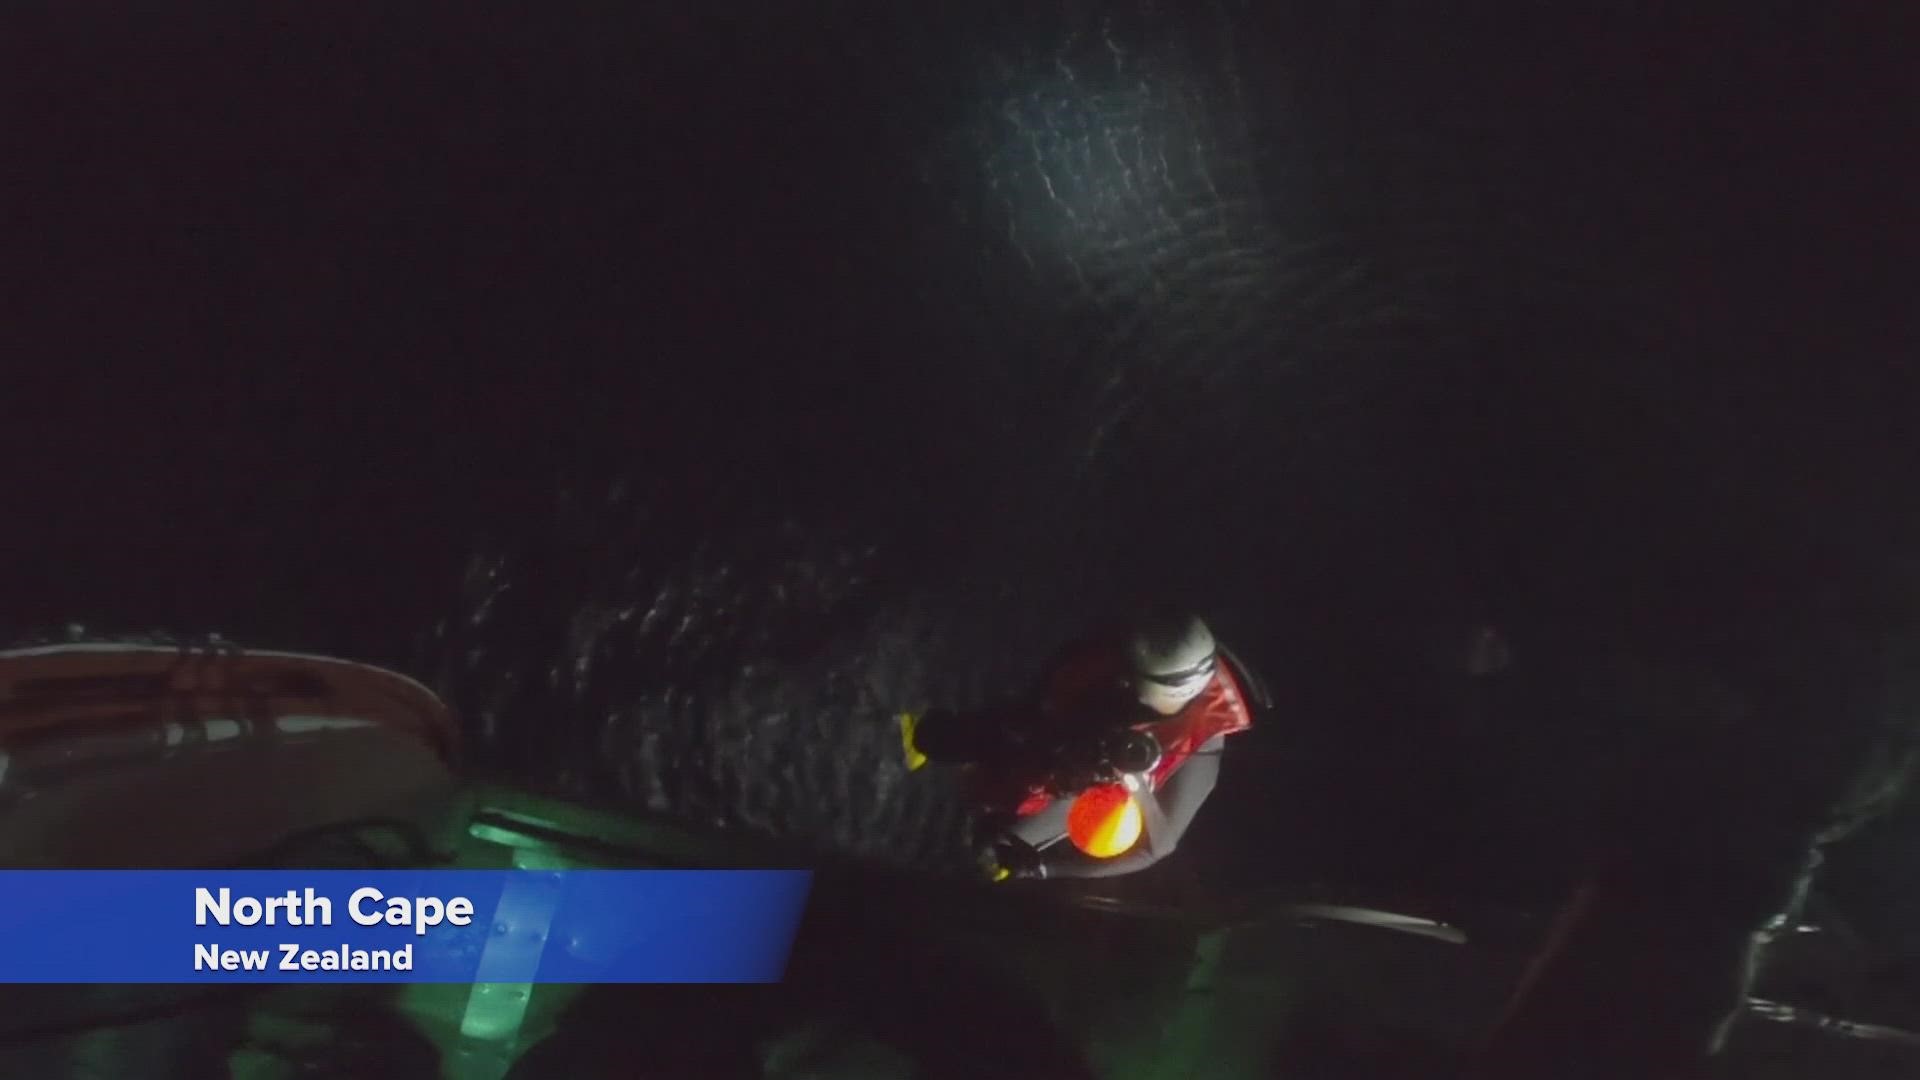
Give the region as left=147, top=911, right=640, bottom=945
left=1066, top=782, right=1143, bottom=858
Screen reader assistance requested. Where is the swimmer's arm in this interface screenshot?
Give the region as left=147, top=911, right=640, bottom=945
left=910, top=704, right=1031, bottom=766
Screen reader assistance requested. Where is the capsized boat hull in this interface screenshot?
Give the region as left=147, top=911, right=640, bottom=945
left=0, top=642, right=464, bottom=869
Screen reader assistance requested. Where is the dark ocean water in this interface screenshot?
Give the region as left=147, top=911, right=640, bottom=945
left=5, top=0, right=1917, bottom=957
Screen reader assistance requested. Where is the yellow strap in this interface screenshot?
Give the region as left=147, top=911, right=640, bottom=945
left=897, top=712, right=929, bottom=772
left=992, top=866, right=1011, bottom=883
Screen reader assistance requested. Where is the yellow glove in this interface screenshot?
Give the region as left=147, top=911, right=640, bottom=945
left=897, top=712, right=929, bottom=772
left=979, top=843, right=1042, bottom=883
left=977, top=846, right=1012, bottom=883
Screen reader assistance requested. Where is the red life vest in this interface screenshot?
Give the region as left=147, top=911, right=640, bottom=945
left=970, top=636, right=1256, bottom=817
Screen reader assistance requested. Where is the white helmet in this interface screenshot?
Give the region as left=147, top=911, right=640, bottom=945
left=1127, top=608, right=1218, bottom=716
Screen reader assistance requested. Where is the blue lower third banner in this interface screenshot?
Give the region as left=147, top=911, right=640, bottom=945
left=0, top=870, right=813, bottom=984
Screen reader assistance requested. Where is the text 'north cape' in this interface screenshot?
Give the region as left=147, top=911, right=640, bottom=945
left=195, top=887, right=474, bottom=936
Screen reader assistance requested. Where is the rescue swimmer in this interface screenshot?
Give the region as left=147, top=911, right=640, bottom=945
left=901, top=606, right=1261, bottom=881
